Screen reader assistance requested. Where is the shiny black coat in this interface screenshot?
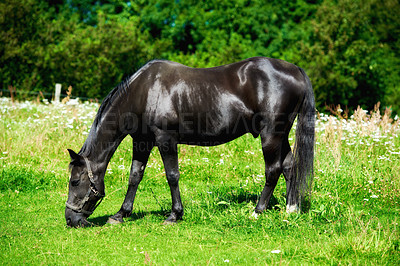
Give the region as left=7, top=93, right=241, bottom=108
left=65, top=57, right=315, bottom=227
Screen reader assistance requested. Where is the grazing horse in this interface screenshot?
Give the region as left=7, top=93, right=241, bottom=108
left=65, top=57, right=315, bottom=227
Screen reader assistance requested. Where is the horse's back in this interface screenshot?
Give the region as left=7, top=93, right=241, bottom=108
left=143, top=57, right=307, bottom=101
left=136, top=57, right=309, bottom=144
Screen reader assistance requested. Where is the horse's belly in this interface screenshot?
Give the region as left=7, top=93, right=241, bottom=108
left=177, top=131, right=249, bottom=146
left=176, top=115, right=258, bottom=146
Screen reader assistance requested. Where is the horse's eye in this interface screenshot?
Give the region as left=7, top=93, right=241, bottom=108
left=71, top=179, right=80, bottom=187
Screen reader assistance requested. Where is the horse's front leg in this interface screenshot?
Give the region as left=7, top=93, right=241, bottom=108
left=158, top=140, right=183, bottom=223
left=108, top=142, right=153, bottom=224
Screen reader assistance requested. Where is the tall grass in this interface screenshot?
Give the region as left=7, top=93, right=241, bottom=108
left=0, top=97, right=399, bottom=264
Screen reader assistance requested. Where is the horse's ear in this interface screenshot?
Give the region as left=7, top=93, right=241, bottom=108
left=67, top=149, right=84, bottom=166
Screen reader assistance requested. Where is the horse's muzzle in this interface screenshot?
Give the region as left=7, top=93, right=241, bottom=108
left=65, top=206, right=89, bottom=227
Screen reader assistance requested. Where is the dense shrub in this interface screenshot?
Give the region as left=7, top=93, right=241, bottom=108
left=1, top=0, right=399, bottom=112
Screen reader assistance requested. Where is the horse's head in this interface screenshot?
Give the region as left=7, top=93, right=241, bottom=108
left=65, top=149, right=105, bottom=227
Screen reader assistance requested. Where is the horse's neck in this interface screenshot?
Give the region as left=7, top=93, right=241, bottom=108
left=82, top=108, right=126, bottom=174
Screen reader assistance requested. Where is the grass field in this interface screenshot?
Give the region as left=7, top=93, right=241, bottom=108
left=1, top=97, right=399, bottom=264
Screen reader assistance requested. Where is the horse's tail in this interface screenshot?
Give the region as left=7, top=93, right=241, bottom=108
left=290, top=67, right=315, bottom=212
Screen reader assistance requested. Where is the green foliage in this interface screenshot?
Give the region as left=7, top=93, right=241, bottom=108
left=0, top=0, right=55, bottom=90
left=48, top=12, right=170, bottom=98
left=294, top=0, right=400, bottom=111
left=1, top=0, right=399, bottom=111
left=0, top=0, right=170, bottom=99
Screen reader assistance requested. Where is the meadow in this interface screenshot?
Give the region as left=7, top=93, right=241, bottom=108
left=0, top=97, right=399, bottom=264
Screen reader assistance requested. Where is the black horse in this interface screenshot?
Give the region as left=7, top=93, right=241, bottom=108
left=65, top=57, right=315, bottom=227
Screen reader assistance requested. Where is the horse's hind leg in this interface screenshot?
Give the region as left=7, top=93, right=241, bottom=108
left=281, top=140, right=299, bottom=213
left=108, top=141, right=153, bottom=224
left=255, top=132, right=285, bottom=213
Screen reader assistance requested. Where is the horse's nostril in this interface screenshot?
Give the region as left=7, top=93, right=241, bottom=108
left=66, top=218, right=72, bottom=226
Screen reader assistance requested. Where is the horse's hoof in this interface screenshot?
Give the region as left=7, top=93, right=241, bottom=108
left=107, top=217, right=123, bottom=225
left=162, top=220, right=177, bottom=226
left=250, top=211, right=259, bottom=220
left=286, top=204, right=300, bottom=214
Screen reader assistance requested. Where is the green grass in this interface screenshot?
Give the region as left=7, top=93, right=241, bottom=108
left=1, top=98, right=399, bottom=264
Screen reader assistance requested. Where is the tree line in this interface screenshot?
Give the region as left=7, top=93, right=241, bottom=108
left=1, top=0, right=399, bottom=113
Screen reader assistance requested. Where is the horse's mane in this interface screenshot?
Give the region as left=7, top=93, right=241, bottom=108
left=95, top=78, right=130, bottom=127
left=78, top=77, right=131, bottom=157
left=77, top=60, right=160, bottom=157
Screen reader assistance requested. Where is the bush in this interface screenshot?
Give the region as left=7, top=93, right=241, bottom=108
left=1, top=0, right=399, bottom=112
